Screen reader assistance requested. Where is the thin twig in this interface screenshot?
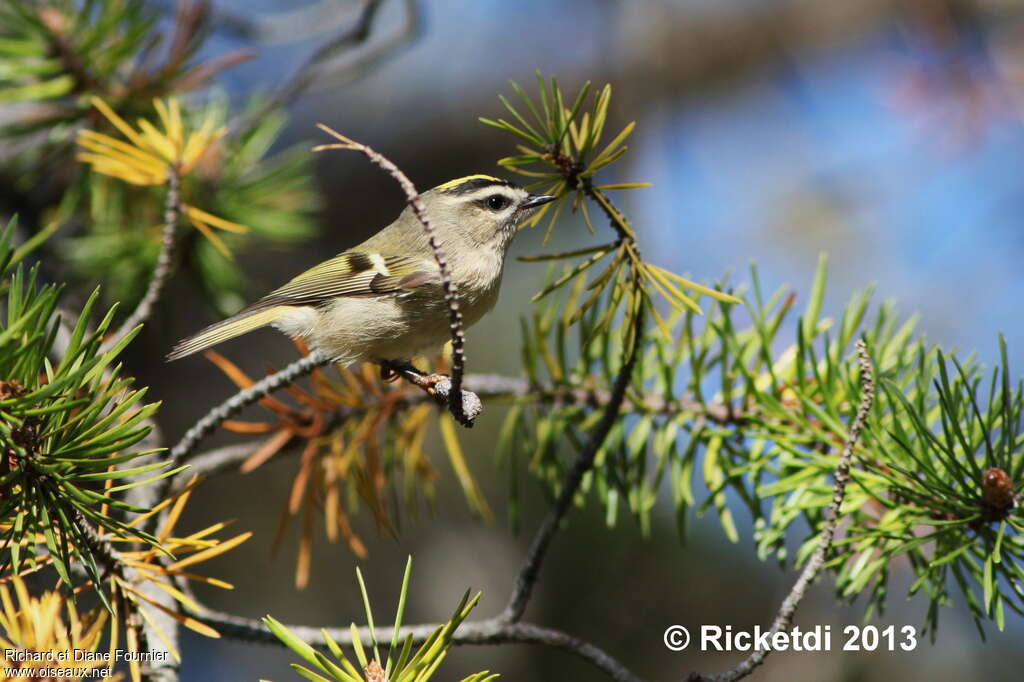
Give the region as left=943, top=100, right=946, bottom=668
left=501, top=301, right=646, bottom=623
left=192, top=608, right=643, bottom=682
left=230, top=0, right=389, bottom=135
left=313, top=126, right=471, bottom=426
left=104, top=167, right=180, bottom=351
left=169, top=350, right=330, bottom=463
left=688, top=339, right=875, bottom=682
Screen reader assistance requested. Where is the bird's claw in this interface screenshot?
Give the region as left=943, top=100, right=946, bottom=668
left=407, top=372, right=449, bottom=395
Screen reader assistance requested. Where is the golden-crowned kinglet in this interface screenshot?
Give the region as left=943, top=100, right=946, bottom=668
left=168, top=175, right=555, bottom=364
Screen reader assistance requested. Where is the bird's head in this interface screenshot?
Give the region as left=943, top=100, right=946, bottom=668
left=423, top=175, right=555, bottom=251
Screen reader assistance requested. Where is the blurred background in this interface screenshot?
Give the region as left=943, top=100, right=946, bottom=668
left=6, top=0, right=1024, bottom=680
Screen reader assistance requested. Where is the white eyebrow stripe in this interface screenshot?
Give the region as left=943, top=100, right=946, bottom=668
left=369, top=253, right=389, bottom=275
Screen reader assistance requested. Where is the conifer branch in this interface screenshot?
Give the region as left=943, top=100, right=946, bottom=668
left=688, top=339, right=875, bottom=682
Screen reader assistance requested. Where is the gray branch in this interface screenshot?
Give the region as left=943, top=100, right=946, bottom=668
left=164, top=371, right=742, bottom=497
left=104, top=167, right=179, bottom=352
left=231, top=0, right=405, bottom=135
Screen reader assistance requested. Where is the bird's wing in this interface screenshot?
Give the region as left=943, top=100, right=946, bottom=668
left=260, top=251, right=439, bottom=307
left=166, top=251, right=438, bottom=361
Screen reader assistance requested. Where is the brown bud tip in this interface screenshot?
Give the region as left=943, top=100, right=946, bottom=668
left=365, top=660, right=386, bottom=682
left=38, top=7, right=66, bottom=33
left=981, top=467, right=1015, bottom=510
left=0, top=380, right=26, bottom=401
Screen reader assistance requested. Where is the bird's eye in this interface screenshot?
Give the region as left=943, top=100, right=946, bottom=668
left=486, top=194, right=509, bottom=211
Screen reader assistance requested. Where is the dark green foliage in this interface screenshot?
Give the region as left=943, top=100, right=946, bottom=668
left=0, top=217, right=173, bottom=596
left=2, top=2, right=317, bottom=316
left=0, top=0, right=212, bottom=172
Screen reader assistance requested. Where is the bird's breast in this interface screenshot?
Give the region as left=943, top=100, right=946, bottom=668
left=449, top=247, right=505, bottom=327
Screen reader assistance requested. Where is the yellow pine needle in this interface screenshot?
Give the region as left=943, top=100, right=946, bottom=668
left=592, top=183, right=652, bottom=190
left=643, top=288, right=675, bottom=342
left=135, top=606, right=181, bottom=663
left=169, top=99, right=184, bottom=144
left=175, top=520, right=235, bottom=546
left=165, top=531, right=252, bottom=572
left=76, top=153, right=161, bottom=185
left=106, top=594, right=120, bottom=667
left=157, top=483, right=194, bottom=540
left=0, top=584, right=20, bottom=643
left=145, top=578, right=203, bottom=615
left=77, top=131, right=165, bottom=172
left=181, top=116, right=223, bottom=171
left=166, top=571, right=234, bottom=590
left=439, top=416, right=493, bottom=522
left=136, top=118, right=178, bottom=161
left=165, top=538, right=220, bottom=552
left=81, top=96, right=247, bottom=257
left=187, top=216, right=234, bottom=259
left=295, top=502, right=313, bottom=589
left=592, top=121, right=636, bottom=164
left=643, top=265, right=703, bottom=314
left=183, top=205, right=249, bottom=233
left=90, top=96, right=147, bottom=149
left=503, top=166, right=559, bottom=178
left=123, top=585, right=221, bottom=639
left=125, top=618, right=141, bottom=682
left=125, top=477, right=200, bottom=529
left=653, top=265, right=742, bottom=304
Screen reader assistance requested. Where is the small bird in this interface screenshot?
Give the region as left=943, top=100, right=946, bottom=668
left=168, top=175, right=555, bottom=372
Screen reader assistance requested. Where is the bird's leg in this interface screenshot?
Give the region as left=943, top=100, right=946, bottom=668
left=379, top=362, right=403, bottom=383
left=379, top=360, right=448, bottom=395
left=377, top=359, right=482, bottom=427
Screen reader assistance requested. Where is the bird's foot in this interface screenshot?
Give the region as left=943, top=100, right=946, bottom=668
left=379, top=363, right=402, bottom=383
left=377, top=360, right=482, bottom=427
left=406, top=372, right=449, bottom=395
left=379, top=361, right=441, bottom=389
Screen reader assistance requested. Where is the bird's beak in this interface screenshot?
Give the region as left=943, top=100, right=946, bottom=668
left=522, top=193, right=557, bottom=209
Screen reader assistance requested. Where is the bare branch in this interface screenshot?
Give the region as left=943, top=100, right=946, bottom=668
left=192, top=608, right=643, bottom=682
left=165, top=372, right=743, bottom=496
left=687, top=339, right=875, bottom=682
left=313, top=126, right=472, bottom=426
left=306, top=0, right=420, bottom=92
left=104, top=167, right=180, bottom=351
left=229, top=0, right=421, bottom=135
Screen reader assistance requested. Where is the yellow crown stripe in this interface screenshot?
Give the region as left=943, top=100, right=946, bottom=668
left=433, top=174, right=503, bottom=192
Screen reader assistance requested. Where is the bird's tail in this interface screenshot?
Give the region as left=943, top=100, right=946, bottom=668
left=166, top=305, right=293, bottom=361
